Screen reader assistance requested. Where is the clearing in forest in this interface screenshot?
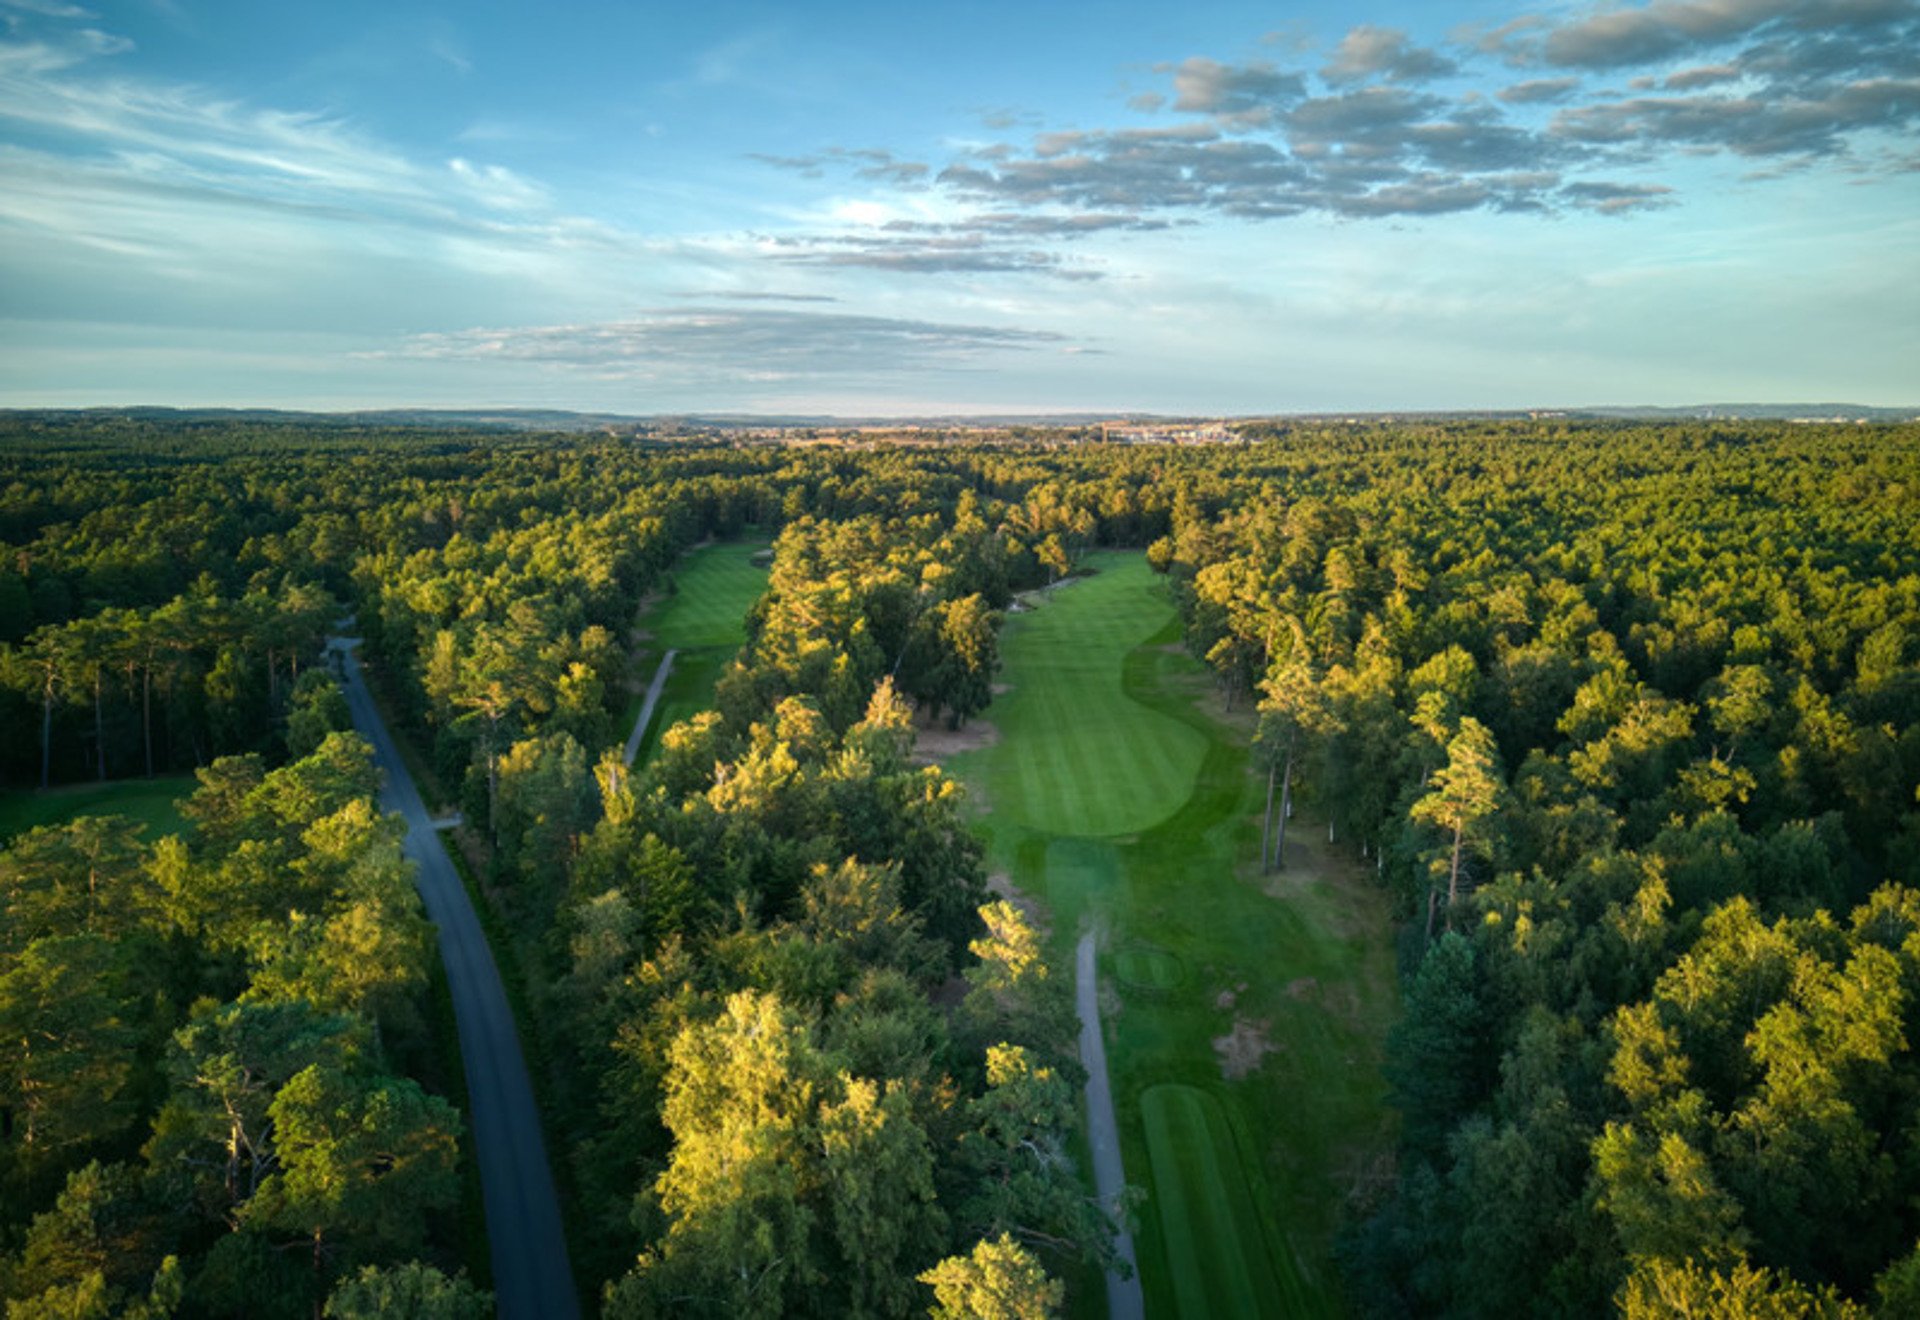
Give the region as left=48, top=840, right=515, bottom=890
left=947, top=551, right=1397, bottom=1319
left=627, top=540, right=767, bottom=763
left=0, top=774, right=196, bottom=845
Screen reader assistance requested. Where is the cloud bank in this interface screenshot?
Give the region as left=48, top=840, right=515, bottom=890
left=369, top=308, right=1068, bottom=382
left=761, top=0, right=1918, bottom=271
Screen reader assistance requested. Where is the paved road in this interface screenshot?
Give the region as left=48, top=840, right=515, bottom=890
left=1077, top=931, right=1145, bottom=1320
left=622, top=648, right=678, bottom=767
left=330, top=639, right=579, bottom=1320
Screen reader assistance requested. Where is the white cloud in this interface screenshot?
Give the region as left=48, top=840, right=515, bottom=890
left=366, top=308, right=1068, bottom=383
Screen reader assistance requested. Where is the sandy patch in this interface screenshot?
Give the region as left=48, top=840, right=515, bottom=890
left=1214, top=1015, right=1278, bottom=1081
left=1286, top=976, right=1320, bottom=1001
left=1262, top=863, right=1316, bottom=900
left=991, top=682, right=1013, bottom=695
left=911, top=713, right=1000, bottom=763
left=986, top=872, right=1045, bottom=929
left=1216, top=987, right=1237, bottom=1010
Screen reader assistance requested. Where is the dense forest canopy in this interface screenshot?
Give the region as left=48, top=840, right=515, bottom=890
left=2, top=415, right=1918, bottom=1316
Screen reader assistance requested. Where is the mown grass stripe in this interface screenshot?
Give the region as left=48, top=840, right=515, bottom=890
left=983, top=560, right=1208, bottom=836
left=643, top=541, right=768, bottom=651
left=1142, top=1084, right=1278, bottom=1318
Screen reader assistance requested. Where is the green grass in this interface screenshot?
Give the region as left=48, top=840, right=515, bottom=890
left=1141, top=1084, right=1300, bottom=1318
left=628, top=540, right=768, bottom=762
left=979, top=567, right=1208, bottom=836
left=644, top=540, right=770, bottom=649
left=947, top=552, right=1398, bottom=1319
left=1115, top=945, right=1185, bottom=991
left=0, top=775, right=196, bottom=845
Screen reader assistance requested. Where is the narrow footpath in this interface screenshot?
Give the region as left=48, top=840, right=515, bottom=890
left=622, top=648, right=678, bottom=767
left=330, top=637, right=579, bottom=1320
left=1078, top=931, right=1145, bottom=1320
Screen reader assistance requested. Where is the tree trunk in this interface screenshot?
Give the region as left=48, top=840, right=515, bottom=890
left=311, top=1227, right=325, bottom=1320
left=1272, top=745, right=1295, bottom=870
left=485, top=711, right=500, bottom=844
left=142, top=663, right=154, bottom=778
left=1260, top=760, right=1276, bottom=874
left=1445, top=820, right=1464, bottom=931
left=40, top=679, right=53, bottom=789
left=93, top=671, right=105, bottom=780
left=1425, top=887, right=1439, bottom=942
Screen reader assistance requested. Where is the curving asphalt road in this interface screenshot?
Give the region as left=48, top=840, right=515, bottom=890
left=330, top=638, right=579, bottom=1320
left=622, top=648, right=678, bottom=767
left=1078, top=930, right=1145, bottom=1320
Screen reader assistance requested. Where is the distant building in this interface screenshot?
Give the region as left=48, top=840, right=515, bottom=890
left=1099, top=421, right=1238, bottom=445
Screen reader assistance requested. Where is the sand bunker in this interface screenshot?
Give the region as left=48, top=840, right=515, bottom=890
left=1214, top=1015, right=1278, bottom=1080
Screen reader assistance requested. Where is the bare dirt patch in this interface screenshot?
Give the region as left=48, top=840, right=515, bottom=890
left=986, top=872, right=1045, bottom=930
left=1263, top=866, right=1316, bottom=900
left=911, top=712, right=1000, bottom=764
left=1286, top=976, right=1320, bottom=1001
left=1214, top=1015, right=1279, bottom=1081
left=991, top=682, right=1013, bottom=695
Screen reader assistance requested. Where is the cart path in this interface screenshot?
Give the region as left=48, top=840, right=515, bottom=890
left=1078, top=930, right=1145, bottom=1320
left=330, top=637, right=579, bottom=1320
left=622, top=648, right=678, bottom=767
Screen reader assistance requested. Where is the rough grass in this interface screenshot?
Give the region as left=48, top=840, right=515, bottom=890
left=628, top=541, right=767, bottom=763
left=0, top=775, right=195, bottom=845
left=949, top=552, right=1397, bottom=1319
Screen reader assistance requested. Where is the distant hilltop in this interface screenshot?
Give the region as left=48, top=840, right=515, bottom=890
left=1569, top=403, right=1920, bottom=423
left=1, top=402, right=1915, bottom=432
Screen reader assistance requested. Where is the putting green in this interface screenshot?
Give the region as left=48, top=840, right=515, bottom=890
left=978, top=559, right=1208, bottom=836
left=1141, top=1084, right=1299, bottom=1318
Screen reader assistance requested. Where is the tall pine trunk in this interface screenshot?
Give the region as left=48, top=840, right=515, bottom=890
left=1445, top=820, right=1464, bottom=931
left=1271, top=743, right=1295, bottom=870
left=40, top=681, right=53, bottom=789
left=142, top=664, right=154, bottom=778
left=1260, top=760, right=1276, bottom=874
left=93, top=671, right=105, bottom=780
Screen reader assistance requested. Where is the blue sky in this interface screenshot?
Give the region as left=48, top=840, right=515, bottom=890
left=2, top=0, right=1916, bottom=414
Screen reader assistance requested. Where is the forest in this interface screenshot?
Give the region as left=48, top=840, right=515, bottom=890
left=2, top=413, right=1918, bottom=1317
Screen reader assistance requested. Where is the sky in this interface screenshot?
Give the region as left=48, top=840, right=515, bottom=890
left=1, top=0, right=1916, bottom=415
